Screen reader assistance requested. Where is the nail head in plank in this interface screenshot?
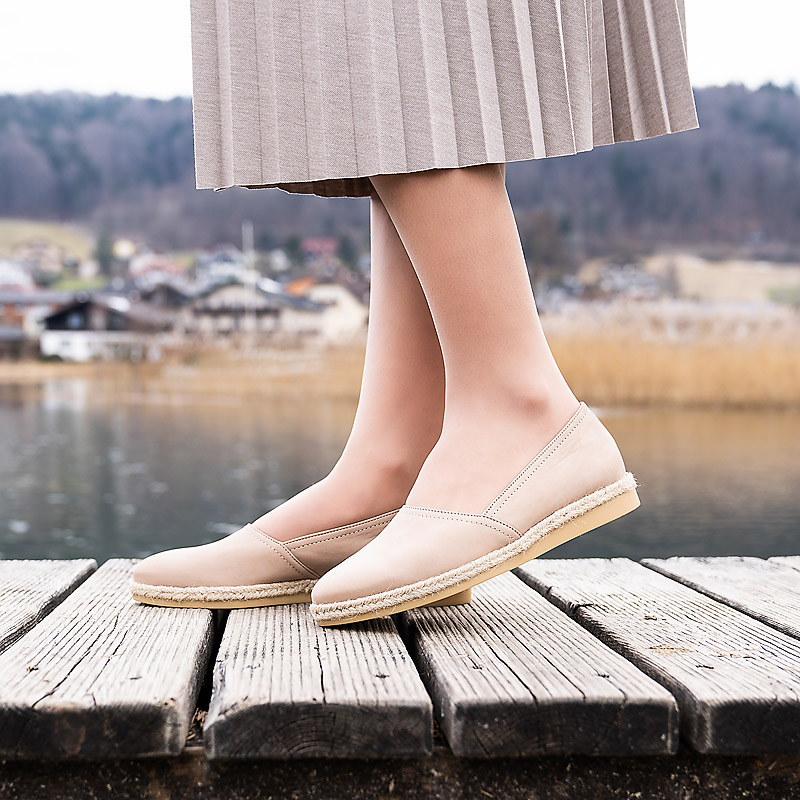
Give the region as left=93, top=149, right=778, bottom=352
left=515, top=558, right=800, bottom=754
left=642, top=557, right=800, bottom=641
left=204, top=604, right=432, bottom=759
left=0, top=559, right=96, bottom=654
left=0, top=559, right=214, bottom=759
left=396, top=572, right=678, bottom=757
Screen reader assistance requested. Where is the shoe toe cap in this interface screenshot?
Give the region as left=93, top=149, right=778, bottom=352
left=131, top=548, right=189, bottom=587
left=310, top=564, right=348, bottom=605
left=310, top=557, right=368, bottom=605
left=310, top=550, right=400, bottom=605
left=131, top=525, right=310, bottom=589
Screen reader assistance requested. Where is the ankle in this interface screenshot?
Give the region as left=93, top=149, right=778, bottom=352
left=504, top=382, right=578, bottom=421
left=445, top=379, right=578, bottom=427
left=329, top=453, right=424, bottom=506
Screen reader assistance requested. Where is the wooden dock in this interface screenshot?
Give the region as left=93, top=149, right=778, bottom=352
left=0, top=556, right=798, bottom=799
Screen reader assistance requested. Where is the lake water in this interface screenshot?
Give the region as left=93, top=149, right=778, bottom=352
left=1, top=379, right=798, bottom=563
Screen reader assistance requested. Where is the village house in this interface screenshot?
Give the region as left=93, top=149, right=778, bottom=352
left=0, top=289, right=72, bottom=335
left=28, top=271, right=371, bottom=360
left=128, top=253, right=187, bottom=290
left=10, top=238, right=71, bottom=279
left=40, top=293, right=172, bottom=362
left=139, top=279, right=194, bottom=309
left=281, top=276, right=369, bottom=340
left=174, top=279, right=323, bottom=340
left=174, top=276, right=368, bottom=343
left=0, top=258, right=35, bottom=290
left=176, top=280, right=279, bottom=337
left=301, top=280, right=369, bottom=341
left=0, top=289, right=73, bottom=359
left=194, top=245, right=247, bottom=284
left=301, top=237, right=339, bottom=263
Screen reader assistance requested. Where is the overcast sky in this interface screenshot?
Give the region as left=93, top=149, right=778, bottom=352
left=0, top=1, right=797, bottom=99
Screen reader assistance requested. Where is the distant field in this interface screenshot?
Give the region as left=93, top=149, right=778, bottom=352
left=0, top=218, right=93, bottom=260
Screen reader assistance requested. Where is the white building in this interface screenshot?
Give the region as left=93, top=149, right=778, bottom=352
left=0, top=259, right=35, bottom=290
left=40, top=294, right=172, bottom=362
left=301, top=282, right=369, bottom=341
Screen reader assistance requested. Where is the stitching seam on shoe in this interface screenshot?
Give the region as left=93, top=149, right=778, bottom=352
left=289, top=518, right=392, bottom=549
left=485, top=403, right=586, bottom=513
left=246, top=526, right=321, bottom=578
left=487, top=407, right=587, bottom=515
left=279, top=509, right=400, bottom=544
left=405, top=506, right=522, bottom=536
left=403, top=508, right=519, bottom=542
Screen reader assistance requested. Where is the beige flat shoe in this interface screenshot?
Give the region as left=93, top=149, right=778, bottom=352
left=130, top=509, right=472, bottom=609
left=310, top=402, right=639, bottom=626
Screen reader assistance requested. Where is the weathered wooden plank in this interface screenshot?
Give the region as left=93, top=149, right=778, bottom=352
left=204, top=604, right=432, bottom=759
left=395, top=572, right=677, bottom=757
left=0, top=559, right=96, bottom=654
left=642, top=557, right=800, bottom=640
left=0, top=559, right=214, bottom=759
left=515, top=558, right=800, bottom=754
left=771, top=557, right=800, bottom=572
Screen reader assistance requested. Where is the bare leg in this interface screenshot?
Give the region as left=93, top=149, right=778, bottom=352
left=251, top=186, right=445, bottom=541
left=368, top=163, right=580, bottom=514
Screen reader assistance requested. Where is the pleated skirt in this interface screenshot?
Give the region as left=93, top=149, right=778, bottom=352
left=190, top=0, right=700, bottom=198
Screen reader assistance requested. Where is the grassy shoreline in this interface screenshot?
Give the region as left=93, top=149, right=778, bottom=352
left=1, top=332, right=798, bottom=409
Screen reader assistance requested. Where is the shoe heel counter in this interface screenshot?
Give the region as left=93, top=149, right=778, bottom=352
left=582, top=407, right=628, bottom=483
left=489, top=404, right=628, bottom=532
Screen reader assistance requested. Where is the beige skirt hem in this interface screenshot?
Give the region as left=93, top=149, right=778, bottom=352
left=191, top=0, right=700, bottom=199
left=206, top=115, right=700, bottom=198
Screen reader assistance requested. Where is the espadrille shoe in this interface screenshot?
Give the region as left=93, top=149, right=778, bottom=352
left=130, top=509, right=472, bottom=609
left=310, top=402, right=639, bottom=626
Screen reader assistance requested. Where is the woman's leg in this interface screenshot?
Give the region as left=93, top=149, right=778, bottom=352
left=368, top=162, right=580, bottom=514
left=251, top=185, right=446, bottom=541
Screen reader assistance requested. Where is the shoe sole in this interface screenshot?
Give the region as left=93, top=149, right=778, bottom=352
left=311, top=473, right=639, bottom=626
left=129, top=580, right=472, bottom=610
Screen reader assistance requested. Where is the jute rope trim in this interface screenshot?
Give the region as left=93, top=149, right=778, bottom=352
left=310, top=472, right=637, bottom=622
left=130, top=578, right=317, bottom=603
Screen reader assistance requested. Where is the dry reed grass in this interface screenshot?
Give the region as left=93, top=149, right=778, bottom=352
left=543, top=300, right=800, bottom=409
left=549, top=336, right=800, bottom=409
left=1, top=302, right=798, bottom=408
left=0, top=343, right=367, bottom=406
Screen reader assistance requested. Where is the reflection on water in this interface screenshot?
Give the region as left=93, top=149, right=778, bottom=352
left=1, top=380, right=798, bottom=562
left=557, top=405, right=800, bottom=559
left=0, top=380, right=356, bottom=562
